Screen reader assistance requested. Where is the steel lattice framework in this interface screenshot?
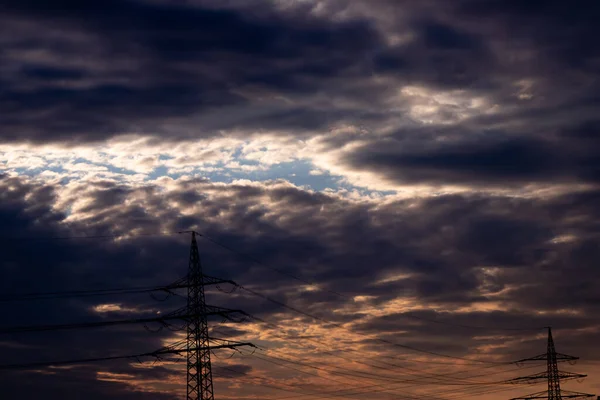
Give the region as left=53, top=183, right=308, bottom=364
left=186, top=232, right=215, bottom=400
left=547, top=328, right=563, bottom=400
left=509, top=328, right=594, bottom=400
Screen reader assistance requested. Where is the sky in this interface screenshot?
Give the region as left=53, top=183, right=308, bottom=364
left=0, top=0, right=599, bottom=399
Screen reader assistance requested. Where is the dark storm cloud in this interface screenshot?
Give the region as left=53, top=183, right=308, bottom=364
left=15, top=174, right=600, bottom=324
left=0, top=0, right=383, bottom=142
left=190, top=182, right=595, bottom=316
left=2, top=0, right=598, bottom=189
left=343, top=132, right=600, bottom=186
left=2, top=2, right=600, bottom=395
left=352, top=309, right=600, bottom=362
left=2, top=173, right=600, bottom=396
left=458, top=0, right=600, bottom=71
left=0, top=366, right=178, bottom=400
left=0, top=0, right=591, bottom=138
left=372, top=18, right=495, bottom=90
left=344, top=0, right=599, bottom=188
left=0, top=176, right=214, bottom=399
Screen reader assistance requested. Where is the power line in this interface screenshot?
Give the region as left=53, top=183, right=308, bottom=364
left=0, top=231, right=181, bottom=242
left=508, top=328, right=595, bottom=400
left=396, top=311, right=544, bottom=332
left=213, top=368, right=332, bottom=398
left=211, top=324, right=541, bottom=400
left=198, top=232, right=345, bottom=298
left=211, top=329, right=529, bottom=400
left=0, top=341, right=255, bottom=371
left=0, top=306, right=243, bottom=334
left=238, top=286, right=507, bottom=365
left=249, top=350, right=507, bottom=386
left=0, top=284, right=163, bottom=301
left=0, top=228, right=545, bottom=332
left=0, top=228, right=566, bottom=400
left=0, top=232, right=259, bottom=400
left=0, top=275, right=235, bottom=302
left=198, top=232, right=545, bottom=333
left=213, top=317, right=518, bottom=382
left=232, top=347, right=529, bottom=400
left=238, top=331, right=595, bottom=400
left=215, top=355, right=529, bottom=400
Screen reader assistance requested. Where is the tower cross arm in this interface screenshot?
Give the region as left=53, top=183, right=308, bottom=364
left=506, top=371, right=587, bottom=385
left=156, top=342, right=256, bottom=356
left=164, top=275, right=238, bottom=290
left=511, top=391, right=595, bottom=400
left=513, top=353, right=579, bottom=364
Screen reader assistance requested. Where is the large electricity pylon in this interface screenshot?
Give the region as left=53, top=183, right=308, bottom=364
left=186, top=231, right=215, bottom=400
left=508, top=327, right=595, bottom=400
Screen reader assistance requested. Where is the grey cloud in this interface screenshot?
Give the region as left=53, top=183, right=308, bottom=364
left=214, top=363, right=252, bottom=378
left=2, top=0, right=600, bottom=396
left=0, top=366, right=178, bottom=400
left=339, top=121, right=600, bottom=187
left=0, top=177, right=202, bottom=398
left=0, top=0, right=592, bottom=143
left=0, top=0, right=383, bottom=143
left=2, top=172, right=600, bottom=397
left=7, top=174, right=600, bottom=321
left=2, top=0, right=599, bottom=191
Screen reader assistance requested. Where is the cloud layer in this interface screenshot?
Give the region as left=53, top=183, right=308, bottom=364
left=1, top=173, right=599, bottom=398
left=1, top=0, right=599, bottom=399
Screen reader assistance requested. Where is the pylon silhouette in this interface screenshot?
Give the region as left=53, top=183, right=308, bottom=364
left=509, top=328, right=595, bottom=400
left=186, top=232, right=214, bottom=400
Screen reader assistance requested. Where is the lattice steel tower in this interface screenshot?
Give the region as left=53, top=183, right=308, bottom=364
left=547, top=327, right=564, bottom=400
left=186, top=232, right=214, bottom=400
left=509, top=327, right=595, bottom=400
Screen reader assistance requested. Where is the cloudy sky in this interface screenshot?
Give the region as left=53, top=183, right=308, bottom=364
left=1, top=0, right=599, bottom=399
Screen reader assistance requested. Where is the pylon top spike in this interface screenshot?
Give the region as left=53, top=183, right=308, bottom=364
left=548, top=327, right=556, bottom=350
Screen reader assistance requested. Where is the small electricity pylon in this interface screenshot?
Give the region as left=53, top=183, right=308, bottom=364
left=508, top=327, right=595, bottom=400
left=186, top=231, right=214, bottom=400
